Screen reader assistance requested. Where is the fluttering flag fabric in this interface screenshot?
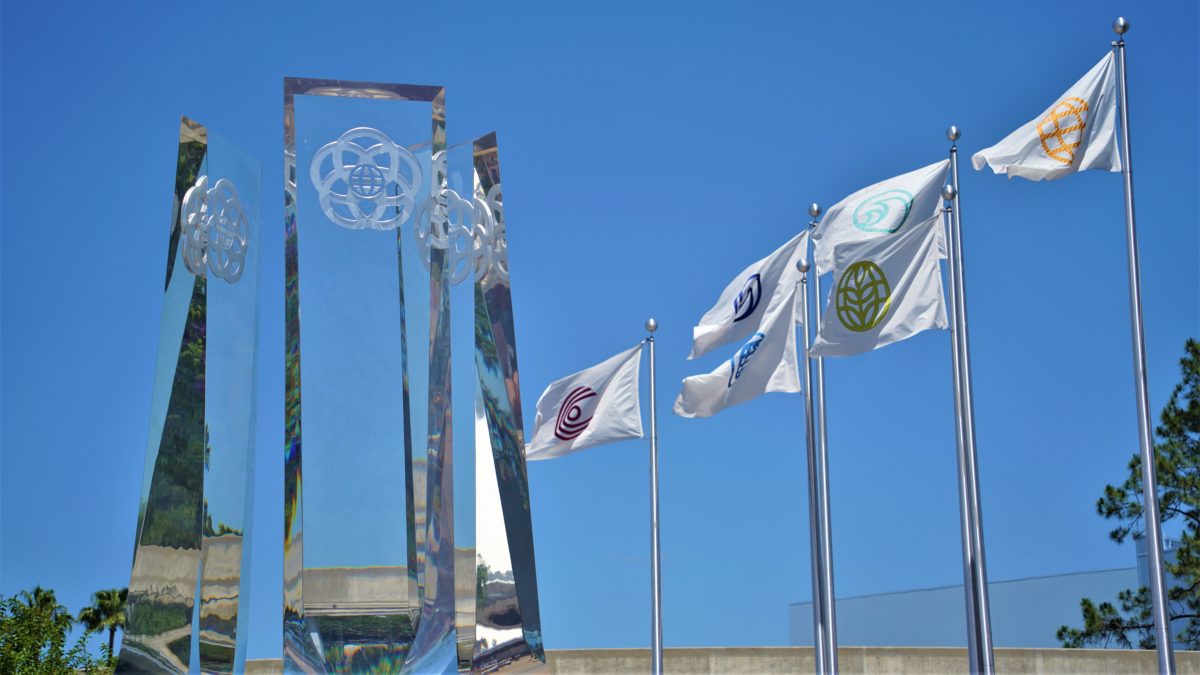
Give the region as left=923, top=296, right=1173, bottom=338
left=525, top=343, right=644, bottom=461
left=688, top=231, right=807, bottom=360
left=972, top=52, right=1120, bottom=181
left=674, top=287, right=801, bottom=419
left=811, top=214, right=948, bottom=357
left=811, top=160, right=949, bottom=275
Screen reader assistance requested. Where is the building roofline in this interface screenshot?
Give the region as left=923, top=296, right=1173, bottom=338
left=788, top=567, right=1138, bottom=607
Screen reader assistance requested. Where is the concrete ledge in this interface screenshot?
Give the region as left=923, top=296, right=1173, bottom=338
left=248, top=646, right=1200, bottom=674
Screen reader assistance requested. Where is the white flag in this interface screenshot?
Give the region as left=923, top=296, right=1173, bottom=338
left=812, top=160, right=949, bottom=275
left=674, top=288, right=801, bottom=419
left=526, top=343, right=644, bottom=461
left=811, top=214, right=947, bottom=357
left=972, top=52, right=1120, bottom=181
left=688, top=231, right=807, bottom=360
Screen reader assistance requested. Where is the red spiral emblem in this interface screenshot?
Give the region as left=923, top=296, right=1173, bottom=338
left=554, top=386, right=598, bottom=441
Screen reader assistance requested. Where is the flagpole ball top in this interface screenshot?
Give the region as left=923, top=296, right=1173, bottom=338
left=797, top=259, right=810, bottom=274
left=946, top=125, right=961, bottom=142
left=1113, top=17, right=1129, bottom=34
left=808, top=203, right=821, bottom=218
left=941, top=184, right=957, bottom=201
left=645, top=318, right=658, bottom=333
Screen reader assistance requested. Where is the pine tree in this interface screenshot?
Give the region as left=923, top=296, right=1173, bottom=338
left=1058, top=339, right=1200, bottom=648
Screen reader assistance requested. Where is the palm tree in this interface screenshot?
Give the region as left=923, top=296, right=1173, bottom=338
left=78, top=587, right=127, bottom=662
left=18, top=586, right=69, bottom=622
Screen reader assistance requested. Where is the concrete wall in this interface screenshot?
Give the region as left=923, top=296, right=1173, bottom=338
left=247, top=646, right=1200, bottom=674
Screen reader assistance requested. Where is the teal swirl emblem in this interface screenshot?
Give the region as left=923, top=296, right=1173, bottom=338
left=852, top=189, right=914, bottom=233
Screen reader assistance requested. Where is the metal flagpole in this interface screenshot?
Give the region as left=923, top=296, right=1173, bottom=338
left=797, top=266, right=828, bottom=675
left=947, top=127, right=995, bottom=674
left=1112, top=18, right=1176, bottom=674
left=645, top=318, right=664, bottom=675
left=940, top=182, right=981, bottom=674
left=808, top=204, right=839, bottom=674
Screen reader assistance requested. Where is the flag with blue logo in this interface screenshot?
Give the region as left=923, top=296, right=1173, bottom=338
left=811, top=159, right=949, bottom=275
left=688, top=231, right=807, bottom=360
left=674, top=287, right=800, bottom=419
left=525, top=343, right=644, bottom=461
left=972, top=52, right=1120, bottom=182
left=811, top=214, right=947, bottom=358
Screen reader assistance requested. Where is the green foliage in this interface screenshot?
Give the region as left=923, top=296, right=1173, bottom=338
left=77, top=588, right=127, bottom=665
left=123, top=600, right=190, bottom=637
left=0, top=587, right=105, bottom=673
left=1059, top=338, right=1200, bottom=649
left=139, top=279, right=206, bottom=550
left=478, top=560, right=491, bottom=608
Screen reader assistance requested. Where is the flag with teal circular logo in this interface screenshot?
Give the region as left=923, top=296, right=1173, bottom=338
left=810, top=160, right=949, bottom=275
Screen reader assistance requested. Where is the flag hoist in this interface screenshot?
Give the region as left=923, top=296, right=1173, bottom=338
left=677, top=232, right=822, bottom=669
left=805, top=205, right=838, bottom=675
left=797, top=249, right=837, bottom=675
left=646, top=318, right=664, bottom=675
left=972, top=18, right=1174, bottom=673
left=524, top=328, right=664, bottom=675
left=943, top=136, right=995, bottom=675
left=1113, top=21, right=1176, bottom=673
left=813, top=158, right=982, bottom=673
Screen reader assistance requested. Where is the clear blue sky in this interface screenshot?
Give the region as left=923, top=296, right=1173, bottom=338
left=2, top=0, right=1197, bottom=662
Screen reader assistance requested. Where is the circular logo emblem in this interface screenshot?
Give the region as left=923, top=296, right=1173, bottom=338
left=180, top=175, right=249, bottom=284
left=555, top=386, right=598, bottom=441
left=1037, top=97, right=1089, bottom=166
left=733, top=274, right=762, bottom=323
left=309, top=126, right=422, bottom=230
left=835, top=261, right=891, bottom=332
left=348, top=164, right=386, bottom=198
left=852, top=189, right=914, bottom=233
left=728, top=332, right=766, bottom=388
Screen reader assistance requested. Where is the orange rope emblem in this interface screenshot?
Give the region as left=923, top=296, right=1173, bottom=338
left=1037, top=96, right=1089, bottom=166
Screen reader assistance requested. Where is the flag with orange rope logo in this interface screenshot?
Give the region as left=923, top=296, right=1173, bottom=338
left=973, top=52, right=1120, bottom=181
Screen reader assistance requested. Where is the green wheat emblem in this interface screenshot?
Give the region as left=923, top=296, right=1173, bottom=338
left=835, top=260, right=891, bottom=332
left=852, top=189, right=914, bottom=233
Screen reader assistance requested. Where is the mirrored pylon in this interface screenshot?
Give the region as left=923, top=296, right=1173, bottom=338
left=405, top=132, right=544, bottom=673
left=118, top=116, right=260, bottom=675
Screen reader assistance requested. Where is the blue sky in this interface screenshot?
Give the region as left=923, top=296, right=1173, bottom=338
left=2, top=0, right=1197, bottom=662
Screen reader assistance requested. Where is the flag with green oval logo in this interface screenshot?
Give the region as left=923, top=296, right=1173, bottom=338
left=811, top=160, right=948, bottom=275
left=811, top=214, right=947, bottom=357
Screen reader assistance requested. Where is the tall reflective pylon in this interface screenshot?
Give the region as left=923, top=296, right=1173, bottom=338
left=283, top=79, right=444, bottom=673
left=119, top=117, right=261, bottom=675
left=284, top=78, right=542, bottom=673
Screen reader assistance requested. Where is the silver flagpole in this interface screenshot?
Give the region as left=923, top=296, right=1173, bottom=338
left=808, top=204, right=839, bottom=674
left=947, top=127, right=995, bottom=674
left=941, top=181, right=980, bottom=674
left=797, top=266, right=828, bottom=675
left=645, top=318, right=664, bottom=675
left=1112, top=18, right=1176, bottom=673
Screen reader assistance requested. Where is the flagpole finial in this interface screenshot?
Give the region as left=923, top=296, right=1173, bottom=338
left=797, top=259, right=810, bottom=274
left=645, top=318, right=658, bottom=333
left=808, top=203, right=822, bottom=218
left=947, top=125, right=961, bottom=142
left=1113, top=17, right=1129, bottom=35
left=941, top=184, right=957, bottom=201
